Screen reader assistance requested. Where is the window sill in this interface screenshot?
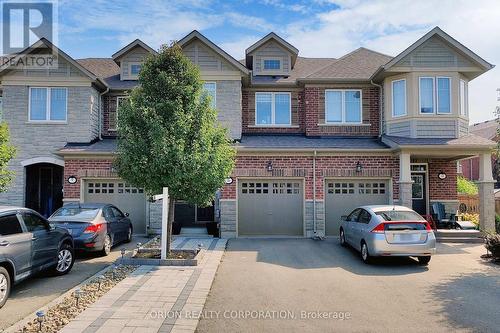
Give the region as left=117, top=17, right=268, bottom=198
left=318, top=123, right=370, bottom=127
left=248, top=125, right=300, bottom=128
left=26, top=121, right=67, bottom=125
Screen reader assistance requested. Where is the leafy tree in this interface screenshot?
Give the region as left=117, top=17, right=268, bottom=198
left=115, top=43, right=235, bottom=254
left=0, top=122, right=16, bottom=192
left=457, top=176, right=478, bottom=195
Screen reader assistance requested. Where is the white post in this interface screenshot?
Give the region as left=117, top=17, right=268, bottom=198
left=160, top=187, right=169, bottom=260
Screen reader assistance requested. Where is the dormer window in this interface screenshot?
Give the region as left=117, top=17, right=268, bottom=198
left=263, top=58, right=281, bottom=71
left=129, top=62, right=142, bottom=79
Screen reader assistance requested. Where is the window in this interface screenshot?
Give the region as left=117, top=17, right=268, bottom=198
left=203, top=82, right=216, bottom=108
left=22, top=213, right=48, bottom=232
left=419, top=77, right=434, bottom=114
left=263, top=59, right=281, bottom=71
left=358, top=209, right=372, bottom=224
left=111, top=207, right=124, bottom=219
left=411, top=175, right=424, bottom=199
left=255, top=92, right=291, bottom=126
left=0, top=214, right=23, bottom=235
left=460, top=79, right=468, bottom=116
left=325, top=90, right=362, bottom=123
left=129, top=63, right=142, bottom=77
left=392, top=79, right=406, bottom=117
left=419, top=77, right=451, bottom=114
left=109, top=96, right=127, bottom=131
left=347, top=209, right=361, bottom=222
left=29, top=87, right=67, bottom=121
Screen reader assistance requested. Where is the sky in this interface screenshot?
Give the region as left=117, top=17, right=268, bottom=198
left=55, top=0, right=500, bottom=124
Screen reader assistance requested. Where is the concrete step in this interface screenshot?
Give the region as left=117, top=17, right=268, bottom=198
left=180, top=227, right=209, bottom=236
left=436, top=230, right=483, bottom=238
left=436, top=236, right=485, bottom=244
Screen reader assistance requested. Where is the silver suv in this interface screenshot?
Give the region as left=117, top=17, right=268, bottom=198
left=0, top=207, right=74, bottom=308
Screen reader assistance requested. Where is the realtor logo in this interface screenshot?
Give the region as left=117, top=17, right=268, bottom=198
left=1, top=0, right=57, bottom=55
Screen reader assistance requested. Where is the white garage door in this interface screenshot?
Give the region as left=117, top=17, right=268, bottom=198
left=325, top=179, right=390, bottom=236
left=84, top=180, right=147, bottom=234
left=238, top=180, right=303, bottom=236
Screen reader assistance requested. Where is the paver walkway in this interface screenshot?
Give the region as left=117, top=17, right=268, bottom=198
left=61, top=237, right=226, bottom=333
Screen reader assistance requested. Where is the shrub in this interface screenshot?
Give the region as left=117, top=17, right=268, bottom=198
left=457, top=213, right=479, bottom=229
left=496, top=214, right=500, bottom=233
left=485, top=234, right=500, bottom=260
left=457, top=176, right=478, bottom=195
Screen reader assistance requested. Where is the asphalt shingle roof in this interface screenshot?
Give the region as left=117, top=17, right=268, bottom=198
left=77, top=58, right=139, bottom=90
left=237, top=135, right=389, bottom=150
left=383, top=134, right=496, bottom=147
left=59, top=139, right=117, bottom=154
left=469, top=119, right=498, bottom=140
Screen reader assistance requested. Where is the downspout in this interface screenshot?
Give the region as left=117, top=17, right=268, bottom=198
left=313, top=150, right=317, bottom=236
left=98, top=86, right=110, bottom=140
left=370, top=80, right=383, bottom=137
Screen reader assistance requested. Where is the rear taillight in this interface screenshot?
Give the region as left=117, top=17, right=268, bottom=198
left=425, top=222, right=432, bottom=232
left=371, top=223, right=386, bottom=233
left=83, top=223, right=104, bottom=234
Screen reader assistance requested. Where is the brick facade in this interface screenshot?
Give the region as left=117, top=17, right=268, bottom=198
left=63, top=158, right=115, bottom=199
left=102, top=95, right=119, bottom=137
left=427, top=160, right=458, bottom=201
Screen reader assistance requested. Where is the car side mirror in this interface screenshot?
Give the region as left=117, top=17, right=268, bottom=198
left=341, top=215, right=348, bottom=221
left=125, top=213, right=130, bottom=217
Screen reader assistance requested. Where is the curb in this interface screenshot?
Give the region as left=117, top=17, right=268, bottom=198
left=2, top=263, right=131, bottom=333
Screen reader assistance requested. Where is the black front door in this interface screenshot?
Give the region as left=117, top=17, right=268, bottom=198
left=25, top=163, right=63, bottom=218
left=411, top=173, right=427, bottom=215
left=196, top=205, right=214, bottom=222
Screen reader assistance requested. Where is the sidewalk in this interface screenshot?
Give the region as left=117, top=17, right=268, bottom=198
left=60, top=237, right=226, bottom=333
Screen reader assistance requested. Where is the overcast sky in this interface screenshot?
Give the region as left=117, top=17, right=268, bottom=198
left=56, top=0, right=500, bottom=124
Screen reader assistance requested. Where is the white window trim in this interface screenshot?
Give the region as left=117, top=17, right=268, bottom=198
left=436, top=76, right=452, bottom=114
left=28, top=87, right=68, bottom=123
left=391, top=79, right=407, bottom=118
left=324, top=89, right=363, bottom=124
left=419, top=77, right=436, bottom=115
left=203, top=82, right=217, bottom=108
left=261, top=57, right=283, bottom=72
left=128, top=62, right=142, bottom=79
left=109, top=96, right=126, bottom=131
left=254, top=92, right=292, bottom=127
left=460, top=79, right=468, bottom=117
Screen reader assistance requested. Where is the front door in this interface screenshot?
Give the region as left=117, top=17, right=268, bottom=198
left=25, top=163, right=63, bottom=218
left=411, top=173, right=427, bottom=215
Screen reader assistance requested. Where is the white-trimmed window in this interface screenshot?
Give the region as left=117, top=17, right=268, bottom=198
left=460, top=79, right=468, bottom=116
left=325, top=89, right=362, bottom=124
left=129, top=62, right=142, bottom=79
left=392, top=79, right=406, bottom=117
left=262, top=58, right=282, bottom=71
left=202, top=82, right=216, bottom=108
left=255, top=92, right=291, bottom=126
left=419, top=77, right=451, bottom=114
left=29, top=87, right=67, bottom=122
left=109, top=96, right=127, bottom=131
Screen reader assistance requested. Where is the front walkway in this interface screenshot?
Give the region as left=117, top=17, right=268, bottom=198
left=61, top=237, right=225, bottom=333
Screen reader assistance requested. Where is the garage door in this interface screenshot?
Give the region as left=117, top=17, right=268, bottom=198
left=238, top=180, right=303, bottom=236
left=325, top=180, right=390, bottom=236
left=84, top=180, right=147, bottom=234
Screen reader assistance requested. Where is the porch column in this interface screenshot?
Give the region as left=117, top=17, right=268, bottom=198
left=478, top=152, right=496, bottom=233
left=398, top=152, right=413, bottom=208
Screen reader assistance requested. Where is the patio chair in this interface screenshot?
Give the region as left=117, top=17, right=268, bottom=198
left=431, top=202, right=458, bottom=229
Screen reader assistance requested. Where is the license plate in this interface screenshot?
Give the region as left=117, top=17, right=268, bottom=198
left=395, top=234, right=417, bottom=241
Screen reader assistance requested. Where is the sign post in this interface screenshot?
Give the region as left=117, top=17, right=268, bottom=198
left=161, top=187, right=169, bottom=260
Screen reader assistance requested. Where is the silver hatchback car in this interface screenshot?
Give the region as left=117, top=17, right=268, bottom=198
left=339, top=205, right=436, bottom=265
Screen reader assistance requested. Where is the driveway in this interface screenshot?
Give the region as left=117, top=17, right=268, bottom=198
left=0, top=235, right=149, bottom=330
left=197, top=238, right=500, bottom=333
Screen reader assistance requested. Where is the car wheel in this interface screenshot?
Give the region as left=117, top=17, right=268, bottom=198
left=417, top=256, right=431, bottom=266
left=339, top=229, right=346, bottom=247
left=100, top=234, right=112, bottom=256
left=361, top=242, right=371, bottom=264
left=53, top=243, right=75, bottom=275
left=125, top=227, right=132, bottom=243
left=0, top=267, right=10, bottom=308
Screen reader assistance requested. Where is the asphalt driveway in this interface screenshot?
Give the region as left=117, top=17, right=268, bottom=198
left=0, top=235, right=149, bottom=330
left=197, top=238, right=500, bottom=333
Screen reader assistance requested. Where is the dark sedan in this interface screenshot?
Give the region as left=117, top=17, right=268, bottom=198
left=49, top=203, right=133, bottom=256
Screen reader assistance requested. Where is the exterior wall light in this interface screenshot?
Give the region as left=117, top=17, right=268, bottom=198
left=356, top=161, right=363, bottom=173
left=438, top=171, right=447, bottom=180
left=67, top=176, right=77, bottom=184
left=266, top=161, right=273, bottom=172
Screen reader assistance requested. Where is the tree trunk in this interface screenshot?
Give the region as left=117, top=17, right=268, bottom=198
left=166, top=197, right=175, bottom=254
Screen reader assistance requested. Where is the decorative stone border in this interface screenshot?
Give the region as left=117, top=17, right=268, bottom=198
left=117, top=249, right=204, bottom=266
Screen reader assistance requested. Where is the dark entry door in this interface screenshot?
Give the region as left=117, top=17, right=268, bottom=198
left=411, top=173, right=427, bottom=215
left=25, top=163, right=63, bottom=218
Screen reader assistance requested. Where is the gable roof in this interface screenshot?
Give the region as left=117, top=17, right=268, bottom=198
left=469, top=119, right=499, bottom=141
left=0, top=38, right=107, bottom=89
left=371, top=27, right=494, bottom=81
left=111, top=39, right=157, bottom=63
left=246, top=32, right=299, bottom=56
left=302, top=47, right=392, bottom=82
left=177, top=30, right=249, bottom=74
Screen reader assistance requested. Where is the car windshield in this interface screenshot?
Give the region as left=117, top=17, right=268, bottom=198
left=375, top=210, right=425, bottom=222
left=50, top=207, right=100, bottom=221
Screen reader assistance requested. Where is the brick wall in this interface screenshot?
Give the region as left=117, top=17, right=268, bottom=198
left=102, top=95, right=118, bottom=137
left=221, top=154, right=399, bottom=200
left=428, top=159, right=458, bottom=200
left=64, top=159, right=115, bottom=199
left=304, top=85, right=380, bottom=137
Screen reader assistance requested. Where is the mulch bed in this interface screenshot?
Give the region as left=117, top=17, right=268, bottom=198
left=133, top=250, right=196, bottom=260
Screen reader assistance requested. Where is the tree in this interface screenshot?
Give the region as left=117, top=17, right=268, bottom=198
left=0, top=122, right=16, bottom=192
left=115, top=43, right=235, bottom=254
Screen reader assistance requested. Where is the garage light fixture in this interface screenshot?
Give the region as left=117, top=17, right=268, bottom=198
left=356, top=161, right=363, bottom=173
left=266, top=161, right=273, bottom=172
left=67, top=176, right=77, bottom=184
